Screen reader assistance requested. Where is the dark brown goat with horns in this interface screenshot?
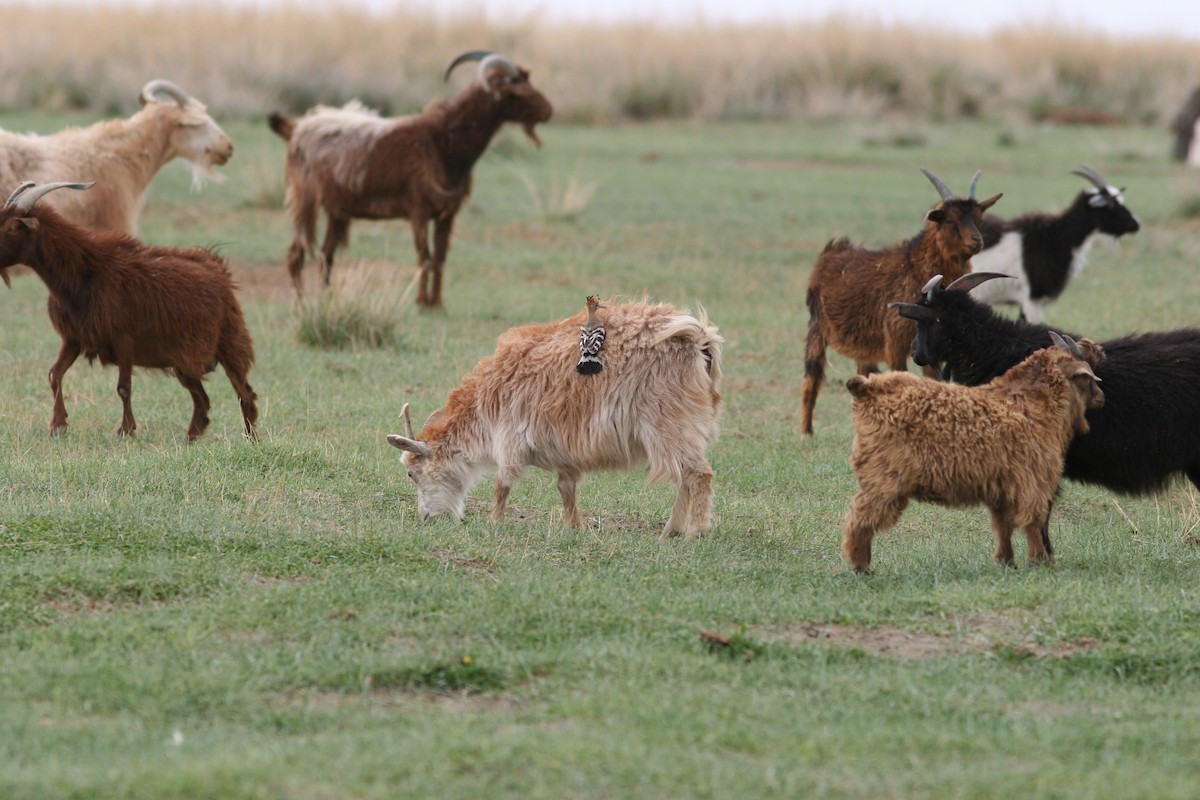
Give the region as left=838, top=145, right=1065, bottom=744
left=268, top=50, right=553, bottom=308
left=800, top=168, right=1001, bottom=436
left=0, top=181, right=259, bottom=441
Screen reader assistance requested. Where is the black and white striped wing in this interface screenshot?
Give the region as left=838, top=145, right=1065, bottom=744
left=576, top=325, right=606, bottom=374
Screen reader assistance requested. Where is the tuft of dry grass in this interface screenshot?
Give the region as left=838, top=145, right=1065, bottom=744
left=295, top=259, right=416, bottom=350
left=0, top=6, right=1198, bottom=123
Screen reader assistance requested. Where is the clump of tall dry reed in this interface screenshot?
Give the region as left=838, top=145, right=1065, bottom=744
left=1, top=5, right=1198, bottom=124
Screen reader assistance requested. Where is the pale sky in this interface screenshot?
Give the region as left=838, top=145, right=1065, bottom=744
left=424, top=0, right=1199, bottom=40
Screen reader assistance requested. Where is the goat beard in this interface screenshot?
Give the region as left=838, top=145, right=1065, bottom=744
left=522, top=123, right=543, bottom=149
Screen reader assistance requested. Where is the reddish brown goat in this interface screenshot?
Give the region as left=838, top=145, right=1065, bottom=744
left=268, top=50, right=553, bottom=308
left=0, top=181, right=258, bottom=441
left=800, top=168, right=1001, bottom=436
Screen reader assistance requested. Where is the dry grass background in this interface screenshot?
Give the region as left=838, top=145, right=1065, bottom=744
left=3, top=3, right=1199, bottom=123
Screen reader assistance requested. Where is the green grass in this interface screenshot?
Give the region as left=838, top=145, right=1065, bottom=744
left=2, top=111, right=1200, bottom=798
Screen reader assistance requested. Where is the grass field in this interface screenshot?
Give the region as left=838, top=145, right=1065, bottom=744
left=2, top=108, right=1200, bottom=798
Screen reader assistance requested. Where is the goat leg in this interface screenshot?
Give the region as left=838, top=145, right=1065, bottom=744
left=48, top=340, right=81, bottom=436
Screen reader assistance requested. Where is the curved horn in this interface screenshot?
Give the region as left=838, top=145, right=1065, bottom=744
left=920, top=167, right=955, bottom=202
left=967, top=169, right=982, bottom=200
left=1070, top=165, right=1110, bottom=191
left=8, top=181, right=95, bottom=215
left=944, top=272, right=1015, bottom=293
left=402, top=402, right=415, bottom=439
left=140, top=79, right=192, bottom=108
left=1048, top=330, right=1086, bottom=360
left=4, top=181, right=36, bottom=208
left=445, top=50, right=493, bottom=82
left=920, top=274, right=945, bottom=295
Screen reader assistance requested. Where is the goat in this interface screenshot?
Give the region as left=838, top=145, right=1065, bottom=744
left=0, top=80, right=232, bottom=235
left=968, top=166, right=1140, bottom=323
left=892, top=272, right=1200, bottom=497
left=386, top=299, right=722, bottom=538
left=842, top=332, right=1103, bottom=572
left=0, top=181, right=258, bottom=441
left=800, top=168, right=1001, bottom=435
left=269, top=50, right=553, bottom=307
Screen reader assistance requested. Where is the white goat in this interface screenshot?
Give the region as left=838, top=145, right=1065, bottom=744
left=0, top=80, right=233, bottom=235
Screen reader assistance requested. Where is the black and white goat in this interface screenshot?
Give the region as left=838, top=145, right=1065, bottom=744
left=891, top=272, right=1200, bottom=497
left=967, top=166, right=1140, bottom=324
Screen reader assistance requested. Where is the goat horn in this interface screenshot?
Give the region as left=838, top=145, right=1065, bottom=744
left=1070, top=165, right=1110, bottom=191
left=140, top=79, right=192, bottom=108
left=445, top=50, right=493, bottom=82
left=1048, top=330, right=1086, bottom=360
left=888, top=301, right=937, bottom=323
left=944, top=272, right=1014, bottom=293
left=402, top=402, right=415, bottom=439
left=920, top=168, right=956, bottom=202
left=445, top=51, right=520, bottom=88
left=4, top=181, right=36, bottom=208
left=920, top=275, right=944, bottom=296
left=7, top=181, right=95, bottom=214
left=967, top=169, right=982, bottom=200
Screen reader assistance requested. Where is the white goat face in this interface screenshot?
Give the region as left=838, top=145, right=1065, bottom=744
left=171, top=104, right=234, bottom=185
left=386, top=434, right=469, bottom=521
left=403, top=450, right=469, bottom=521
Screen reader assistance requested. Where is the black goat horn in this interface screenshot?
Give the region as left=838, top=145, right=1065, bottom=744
left=1048, top=330, right=1086, bottom=360
left=921, top=168, right=955, bottom=202
left=1071, top=165, right=1110, bottom=191
left=944, top=272, right=1014, bottom=293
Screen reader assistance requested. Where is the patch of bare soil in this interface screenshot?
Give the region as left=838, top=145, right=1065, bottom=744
left=768, top=614, right=1103, bottom=661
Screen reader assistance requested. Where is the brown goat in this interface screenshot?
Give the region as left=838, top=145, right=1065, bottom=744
left=0, top=181, right=258, bottom=441
left=842, top=332, right=1104, bottom=573
left=800, top=169, right=1001, bottom=436
left=268, top=50, right=553, bottom=308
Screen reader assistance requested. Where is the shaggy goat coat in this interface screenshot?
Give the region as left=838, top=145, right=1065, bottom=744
left=0, top=192, right=258, bottom=441
left=842, top=346, right=1101, bottom=571
left=388, top=300, right=722, bottom=537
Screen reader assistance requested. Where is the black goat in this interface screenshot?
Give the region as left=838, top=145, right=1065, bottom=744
left=892, top=273, right=1200, bottom=496
left=968, top=166, right=1139, bottom=324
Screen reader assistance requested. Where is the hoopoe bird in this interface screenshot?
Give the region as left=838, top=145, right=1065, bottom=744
left=576, top=295, right=606, bottom=375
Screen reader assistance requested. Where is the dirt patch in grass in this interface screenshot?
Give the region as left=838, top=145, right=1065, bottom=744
left=429, top=547, right=497, bottom=576
left=768, top=614, right=1103, bottom=660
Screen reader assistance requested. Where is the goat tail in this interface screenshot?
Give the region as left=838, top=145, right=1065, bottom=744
left=845, top=375, right=870, bottom=399
left=654, top=306, right=724, bottom=405
left=268, top=112, right=295, bottom=141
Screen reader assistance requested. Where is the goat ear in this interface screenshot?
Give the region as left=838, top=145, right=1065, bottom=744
left=977, top=193, right=1003, bottom=213
left=18, top=218, right=39, bottom=234
left=925, top=207, right=945, bottom=223
left=888, top=301, right=936, bottom=323
left=386, top=434, right=431, bottom=458
left=0, top=268, right=9, bottom=289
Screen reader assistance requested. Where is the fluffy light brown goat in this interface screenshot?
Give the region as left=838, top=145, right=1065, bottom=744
left=800, top=168, right=1001, bottom=435
left=0, top=181, right=258, bottom=441
left=387, top=299, right=722, bottom=538
left=269, top=50, right=553, bottom=307
left=841, top=332, right=1104, bottom=572
left=0, top=80, right=232, bottom=235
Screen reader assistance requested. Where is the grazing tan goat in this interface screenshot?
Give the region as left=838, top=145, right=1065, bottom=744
left=269, top=50, right=553, bottom=307
left=0, top=80, right=232, bottom=235
left=0, top=181, right=258, bottom=442
left=841, top=332, right=1104, bottom=573
left=800, top=168, right=1001, bottom=436
left=387, top=299, right=722, bottom=538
